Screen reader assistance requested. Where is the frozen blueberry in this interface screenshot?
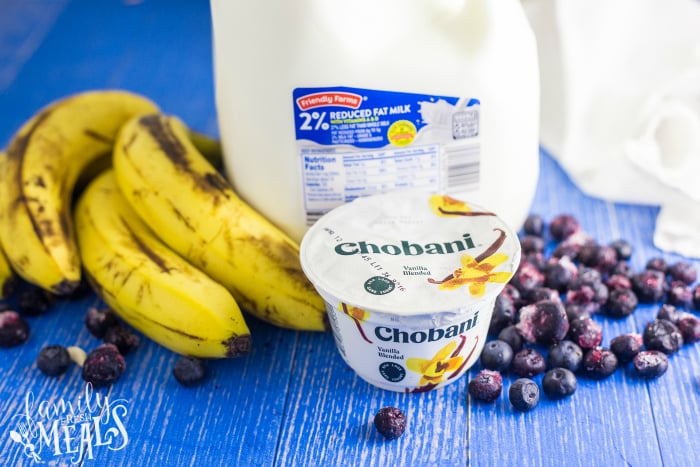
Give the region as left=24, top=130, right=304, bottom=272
left=36, top=345, right=71, bottom=376
left=643, top=319, right=683, bottom=355
left=173, top=356, right=207, bottom=387
left=542, top=368, right=577, bottom=399
left=468, top=369, right=503, bottom=403
left=604, top=288, right=638, bottom=318
left=657, top=304, right=681, bottom=323
left=479, top=340, right=514, bottom=371
left=576, top=241, right=600, bottom=268
left=489, top=293, right=517, bottom=336
left=84, top=307, right=119, bottom=338
left=527, top=287, right=560, bottom=304
left=497, top=325, right=524, bottom=353
left=521, top=252, right=547, bottom=272
left=512, top=348, right=546, bottom=378
left=676, top=314, right=700, bottom=344
left=373, top=407, right=406, bottom=440
left=516, top=299, right=569, bottom=345
left=609, top=239, right=633, bottom=261
left=632, top=270, right=667, bottom=303
left=564, top=302, right=593, bottom=323
left=508, top=378, right=540, bottom=412
left=545, top=256, right=578, bottom=293
left=81, top=344, right=126, bottom=387
left=500, top=283, right=523, bottom=307
left=668, top=261, right=697, bottom=285
left=605, top=274, right=632, bottom=292
left=581, top=347, right=618, bottom=380
left=646, top=257, right=669, bottom=274
left=552, top=243, right=580, bottom=261
left=593, top=246, right=618, bottom=275
left=547, top=340, right=583, bottom=372
left=520, top=235, right=546, bottom=255
left=667, top=281, right=694, bottom=308
left=103, top=325, right=140, bottom=355
left=609, top=333, right=642, bottom=363
left=569, top=268, right=609, bottom=305
left=693, top=285, right=700, bottom=310
left=18, top=285, right=54, bottom=316
left=632, top=350, right=669, bottom=378
left=0, top=310, right=30, bottom=347
left=611, top=260, right=634, bottom=279
left=510, top=262, right=545, bottom=297
left=523, top=214, right=545, bottom=237
left=567, top=317, right=603, bottom=350
left=549, top=214, right=580, bottom=241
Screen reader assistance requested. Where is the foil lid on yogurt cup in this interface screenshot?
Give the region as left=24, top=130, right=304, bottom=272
left=300, top=191, right=522, bottom=324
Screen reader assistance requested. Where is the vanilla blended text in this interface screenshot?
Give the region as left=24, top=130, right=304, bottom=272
left=210, top=0, right=540, bottom=242
left=299, top=191, right=521, bottom=392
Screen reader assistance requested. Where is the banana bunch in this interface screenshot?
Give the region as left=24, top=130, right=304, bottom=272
left=74, top=170, right=251, bottom=358
left=0, top=90, right=159, bottom=295
left=112, top=114, right=328, bottom=332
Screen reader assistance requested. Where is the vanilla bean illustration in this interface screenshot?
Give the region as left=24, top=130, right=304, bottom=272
left=428, top=228, right=507, bottom=285
left=438, top=207, right=496, bottom=217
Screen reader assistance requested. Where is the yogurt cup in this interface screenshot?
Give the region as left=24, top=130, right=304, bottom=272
left=299, top=191, right=521, bottom=393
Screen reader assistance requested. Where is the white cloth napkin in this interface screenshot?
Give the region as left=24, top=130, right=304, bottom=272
left=523, top=0, right=700, bottom=258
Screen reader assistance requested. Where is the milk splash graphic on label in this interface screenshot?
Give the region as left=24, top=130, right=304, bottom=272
left=7, top=383, right=129, bottom=464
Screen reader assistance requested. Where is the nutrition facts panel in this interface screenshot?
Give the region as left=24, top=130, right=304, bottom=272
left=301, top=145, right=439, bottom=223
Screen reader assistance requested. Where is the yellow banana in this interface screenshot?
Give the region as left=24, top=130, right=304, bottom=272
left=0, top=90, right=159, bottom=295
left=113, top=113, right=328, bottom=331
left=0, top=151, right=17, bottom=299
left=74, top=170, right=251, bottom=358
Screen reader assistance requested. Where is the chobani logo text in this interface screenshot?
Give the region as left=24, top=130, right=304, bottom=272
left=335, top=233, right=476, bottom=256
left=375, top=312, right=479, bottom=344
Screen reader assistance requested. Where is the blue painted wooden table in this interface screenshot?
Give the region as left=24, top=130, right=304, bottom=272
left=1, top=1, right=700, bottom=466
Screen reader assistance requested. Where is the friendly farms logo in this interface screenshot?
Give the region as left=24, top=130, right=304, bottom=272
left=8, top=384, right=129, bottom=463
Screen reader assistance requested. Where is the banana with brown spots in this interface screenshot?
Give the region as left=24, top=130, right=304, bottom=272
left=112, top=113, right=328, bottom=331
left=74, top=169, right=251, bottom=358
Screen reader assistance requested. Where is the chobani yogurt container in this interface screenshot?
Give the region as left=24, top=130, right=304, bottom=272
left=299, top=190, right=521, bottom=393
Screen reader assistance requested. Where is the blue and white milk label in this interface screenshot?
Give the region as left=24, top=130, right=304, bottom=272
left=293, top=86, right=481, bottom=225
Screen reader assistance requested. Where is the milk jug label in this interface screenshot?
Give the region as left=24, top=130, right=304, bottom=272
left=293, top=86, right=481, bottom=225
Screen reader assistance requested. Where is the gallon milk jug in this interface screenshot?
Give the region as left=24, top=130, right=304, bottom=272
left=210, top=0, right=540, bottom=242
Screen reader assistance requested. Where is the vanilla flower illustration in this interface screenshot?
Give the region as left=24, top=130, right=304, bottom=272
left=406, top=339, right=464, bottom=387
left=340, top=303, right=372, bottom=343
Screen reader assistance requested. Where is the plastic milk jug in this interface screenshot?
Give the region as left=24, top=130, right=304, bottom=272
left=210, top=0, right=540, bottom=242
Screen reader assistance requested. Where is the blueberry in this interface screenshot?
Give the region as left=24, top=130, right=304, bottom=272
left=592, top=246, right=618, bottom=275
left=632, top=350, right=669, bottom=378
left=18, top=285, right=54, bottom=316
left=564, top=302, right=593, bottom=323
left=646, top=257, right=669, bottom=274
left=81, top=344, right=126, bottom=387
left=173, top=356, right=207, bottom=387
left=508, top=378, right=540, bottom=412
left=0, top=310, right=30, bottom=347
left=520, top=235, right=546, bottom=255
left=373, top=407, right=406, bottom=440
left=523, top=214, right=545, bottom=237
left=581, top=347, right=618, bottom=380
left=569, top=268, right=609, bottom=305
left=515, top=299, right=569, bottom=345
left=510, top=262, right=545, bottom=297
left=522, top=252, right=547, bottom=272
left=103, top=324, right=140, bottom=355
left=542, top=368, right=577, bottom=399
left=668, top=261, right=697, bottom=285
left=611, top=260, right=634, bottom=278
left=549, top=214, right=580, bottom=241
left=479, top=340, right=514, bottom=371
left=84, top=307, right=119, bottom=338
left=609, top=333, right=642, bottom=363
left=567, top=317, right=603, bottom=350
left=667, top=281, right=693, bottom=308
left=632, top=270, right=667, bottom=303
left=512, top=348, right=546, bottom=378
left=547, top=340, right=583, bottom=372
left=576, top=241, right=600, bottom=268
left=604, top=288, right=638, bottom=318
left=609, top=239, right=633, bottom=261
left=656, top=304, right=681, bottom=323
left=676, top=314, right=700, bottom=344
left=489, top=293, right=517, bottom=336
left=468, top=369, right=503, bottom=403
left=545, top=256, right=578, bottom=293
left=36, top=345, right=71, bottom=376
left=605, top=274, right=632, bottom=292
left=497, top=325, right=524, bottom=352
left=693, top=285, right=700, bottom=310
left=643, top=319, right=683, bottom=355
left=527, top=287, right=560, bottom=304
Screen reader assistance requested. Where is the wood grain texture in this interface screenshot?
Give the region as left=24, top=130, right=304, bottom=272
left=1, top=1, right=700, bottom=466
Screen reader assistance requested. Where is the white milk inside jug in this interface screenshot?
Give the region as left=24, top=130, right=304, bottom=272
left=210, top=0, right=540, bottom=242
